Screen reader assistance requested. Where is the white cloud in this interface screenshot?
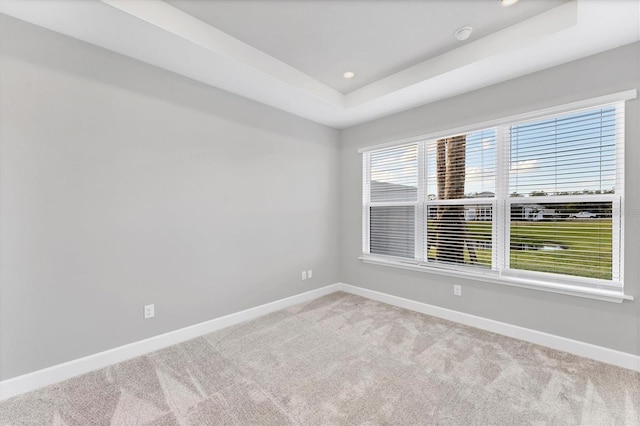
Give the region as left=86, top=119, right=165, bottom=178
left=466, top=166, right=484, bottom=174
left=372, top=167, right=417, bottom=185
left=510, top=159, right=538, bottom=173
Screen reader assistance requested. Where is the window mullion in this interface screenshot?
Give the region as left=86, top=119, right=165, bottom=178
left=415, top=141, right=426, bottom=261
left=613, top=103, right=625, bottom=285
left=495, top=125, right=510, bottom=272
left=362, top=152, right=371, bottom=254
left=612, top=196, right=623, bottom=283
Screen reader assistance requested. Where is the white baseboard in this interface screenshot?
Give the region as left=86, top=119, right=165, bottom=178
left=0, top=284, right=340, bottom=401
left=337, top=283, right=640, bottom=373
left=3, top=282, right=638, bottom=401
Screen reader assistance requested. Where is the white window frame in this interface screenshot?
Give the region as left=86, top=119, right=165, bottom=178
left=359, top=90, right=636, bottom=303
left=362, top=144, right=419, bottom=260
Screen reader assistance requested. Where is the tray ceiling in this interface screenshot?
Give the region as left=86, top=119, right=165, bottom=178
left=1, top=0, right=638, bottom=128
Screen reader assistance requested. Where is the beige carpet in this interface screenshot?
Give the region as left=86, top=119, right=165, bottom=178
left=1, top=291, right=638, bottom=425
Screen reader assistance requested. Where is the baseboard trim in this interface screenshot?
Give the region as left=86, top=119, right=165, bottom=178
left=0, top=283, right=340, bottom=401
left=3, top=282, right=637, bottom=400
left=337, top=283, right=640, bottom=372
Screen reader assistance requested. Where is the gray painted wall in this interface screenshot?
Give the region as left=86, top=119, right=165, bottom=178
left=1, top=13, right=638, bottom=382
left=340, top=42, right=640, bottom=356
left=0, top=16, right=340, bottom=380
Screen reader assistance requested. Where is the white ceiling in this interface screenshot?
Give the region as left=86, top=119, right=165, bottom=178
left=1, top=0, right=638, bottom=129
left=166, top=0, right=568, bottom=94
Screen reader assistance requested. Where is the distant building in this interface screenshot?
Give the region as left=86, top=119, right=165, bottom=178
left=464, top=206, right=493, bottom=221
left=370, top=180, right=417, bottom=202
left=511, top=204, right=558, bottom=221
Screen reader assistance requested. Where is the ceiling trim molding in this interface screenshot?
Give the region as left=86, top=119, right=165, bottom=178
left=0, top=0, right=638, bottom=129
left=102, top=0, right=345, bottom=108
left=345, top=1, right=577, bottom=108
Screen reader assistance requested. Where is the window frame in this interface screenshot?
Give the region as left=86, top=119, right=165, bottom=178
left=359, top=90, right=636, bottom=303
left=362, top=144, right=420, bottom=260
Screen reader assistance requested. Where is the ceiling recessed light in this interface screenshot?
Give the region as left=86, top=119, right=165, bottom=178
left=501, top=0, right=520, bottom=6
left=343, top=71, right=356, bottom=79
left=454, top=26, right=473, bottom=41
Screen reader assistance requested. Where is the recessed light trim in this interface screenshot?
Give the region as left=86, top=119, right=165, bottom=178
left=454, top=26, right=473, bottom=41
left=501, top=0, right=520, bottom=6
left=343, top=71, right=356, bottom=79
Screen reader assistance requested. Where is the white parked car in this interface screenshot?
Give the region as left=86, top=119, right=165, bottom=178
left=569, top=211, right=597, bottom=218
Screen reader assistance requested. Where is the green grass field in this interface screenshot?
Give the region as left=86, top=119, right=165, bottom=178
left=427, top=220, right=612, bottom=280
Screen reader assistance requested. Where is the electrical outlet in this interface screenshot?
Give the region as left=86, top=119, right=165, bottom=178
left=453, top=285, right=462, bottom=296
left=144, top=304, right=155, bottom=319
left=307, top=269, right=313, bottom=278
left=302, top=271, right=307, bottom=280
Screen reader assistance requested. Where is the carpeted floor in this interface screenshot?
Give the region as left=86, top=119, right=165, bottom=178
left=1, top=291, right=639, bottom=425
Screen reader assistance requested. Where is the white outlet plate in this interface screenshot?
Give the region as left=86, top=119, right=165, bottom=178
left=453, top=285, right=462, bottom=296
left=144, top=304, right=155, bottom=319
left=301, top=271, right=307, bottom=280
left=308, top=269, right=313, bottom=278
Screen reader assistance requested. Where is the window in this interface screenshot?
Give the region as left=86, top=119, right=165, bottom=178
left=365, top=144, right=417, bottom=259
left=425, top=129, right=496, bottom=268
left=361, top=94, right=630, bottom=295
left=505, top=106, right=621, bottom=283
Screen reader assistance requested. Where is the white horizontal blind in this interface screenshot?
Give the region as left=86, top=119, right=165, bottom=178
left=426, top=128, right=496, bottom=200
left=364, top=144, right=418, bottom=259
left=425, top=203, right=494, bottom=267
left=424, top=129, right=496, bottom=268
left=502, top=104, right=624, bottom=283
left=362, top=97, right=626, bottom=288
left=508, top=106, right=620, bottom=197
left=507, top=201, right=617, bottom=281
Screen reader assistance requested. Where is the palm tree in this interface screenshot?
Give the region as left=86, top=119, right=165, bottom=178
left=434, top=135, right=476, bottom=263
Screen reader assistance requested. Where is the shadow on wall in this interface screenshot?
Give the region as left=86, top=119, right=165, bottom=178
left=0, top=14, right=336, bottom=142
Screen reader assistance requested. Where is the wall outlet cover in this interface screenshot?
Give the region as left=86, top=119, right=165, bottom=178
left=144, top=304, right=155, bottom=319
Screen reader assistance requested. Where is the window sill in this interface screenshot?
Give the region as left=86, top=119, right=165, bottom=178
left=359, top=255, right=633, bottom=303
